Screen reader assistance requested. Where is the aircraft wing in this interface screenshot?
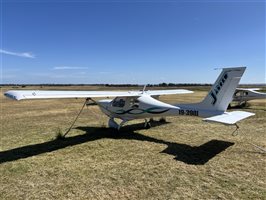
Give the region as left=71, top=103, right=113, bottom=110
left=203, top=111, right=255, bottom=125
left=146, top=89, right=193, bottom=96
left=236, top=88, right=261, bottom=91
left=4, top=90, right=140, bottom=100
left=4, top=89, right=193, bottom=101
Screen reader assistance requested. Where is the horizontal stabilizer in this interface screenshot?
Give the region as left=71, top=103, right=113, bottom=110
left=203, top=111, right=255, bottom=125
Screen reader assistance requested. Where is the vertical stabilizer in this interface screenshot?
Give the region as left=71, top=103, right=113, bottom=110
left=198, top=67, right=246, bottom=112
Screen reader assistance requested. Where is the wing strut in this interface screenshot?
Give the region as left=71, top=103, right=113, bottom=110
left=61, top=98, right=89, bottom=138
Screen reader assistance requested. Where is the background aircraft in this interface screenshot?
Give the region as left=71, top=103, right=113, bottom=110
left=4, top=67, right=254, bottom=131
left=231, top=88, right=266, bottom=107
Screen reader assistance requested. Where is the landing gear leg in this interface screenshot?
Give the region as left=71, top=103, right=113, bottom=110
left=149, top=118, right=154, bottom=122
left=239, top=101, right=247, bottom=108
left=118, top=120, right=127, bottom=131
left=144, top=119, right=151, bottom=129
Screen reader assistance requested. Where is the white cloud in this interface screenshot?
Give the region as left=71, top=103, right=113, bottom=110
left=0, top=49, right=35, bottom=58
left=53, top=66, right=89, bottom=70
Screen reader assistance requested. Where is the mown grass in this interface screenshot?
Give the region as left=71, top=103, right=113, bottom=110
left=0, top=86, right=265, bottom=200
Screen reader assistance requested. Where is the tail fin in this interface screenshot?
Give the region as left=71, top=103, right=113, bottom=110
left=198, top=67, right=246, bottom=112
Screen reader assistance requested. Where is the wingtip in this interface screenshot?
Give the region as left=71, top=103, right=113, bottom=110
left=4, top=91, right=22, bottom=100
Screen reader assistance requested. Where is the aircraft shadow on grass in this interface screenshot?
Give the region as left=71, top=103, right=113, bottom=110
left=0, top=121, right=234, bottom=165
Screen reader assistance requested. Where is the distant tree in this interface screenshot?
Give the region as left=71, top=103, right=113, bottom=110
left=159, top=83, right=168, bottom=87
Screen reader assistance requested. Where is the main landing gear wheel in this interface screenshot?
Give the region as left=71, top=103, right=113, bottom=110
left=159, top=117, right=166, bottom=122
left=108, top=118, right=119, bottom=129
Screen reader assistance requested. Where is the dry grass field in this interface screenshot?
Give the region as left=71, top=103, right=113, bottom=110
left=0, top=86, right=265, bottom=200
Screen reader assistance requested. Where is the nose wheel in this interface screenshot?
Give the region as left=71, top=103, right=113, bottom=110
left=108, top=118, right=127, bottom=130
left=108, top=118, right=119, bottom=129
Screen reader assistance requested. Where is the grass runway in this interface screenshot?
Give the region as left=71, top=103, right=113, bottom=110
left=1, top=86, right=265, bottom=199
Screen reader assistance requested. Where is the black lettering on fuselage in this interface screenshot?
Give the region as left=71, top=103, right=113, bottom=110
left=210, top=72, right=228, bottom=105
left=210, top=91, right=217, bottom=105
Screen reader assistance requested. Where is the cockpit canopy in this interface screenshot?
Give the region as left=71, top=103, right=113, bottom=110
left=112, top=97, right=126, bottom=107
left=111, top=97, right=140, bottom=108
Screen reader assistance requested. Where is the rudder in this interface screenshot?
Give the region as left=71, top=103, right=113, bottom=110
left=198, top=67, right=246, bottom=112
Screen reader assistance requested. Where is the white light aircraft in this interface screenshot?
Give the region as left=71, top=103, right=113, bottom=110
left=4, top=67, right=255, bottom=130
left=232, top=88, right=266, bottom=106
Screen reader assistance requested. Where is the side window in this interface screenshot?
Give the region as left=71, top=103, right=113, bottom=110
left=112, top=98, right=125, bottom=107
left=235, top=91, right=241, bottom=97
left=130, top=98, right=139, bottom=108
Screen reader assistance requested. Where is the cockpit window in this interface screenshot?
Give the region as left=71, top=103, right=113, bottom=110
left=234, top=91, right=241, bottom=96
left=112, top=98, right=126, bottom=107
left=130, top=98, right=139, bottom=108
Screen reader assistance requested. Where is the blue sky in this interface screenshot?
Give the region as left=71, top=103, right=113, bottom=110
left=1, top=1, right=265, bottom=84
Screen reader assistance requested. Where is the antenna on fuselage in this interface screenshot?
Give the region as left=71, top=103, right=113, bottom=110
left=142, top=84, right=147, bottom=94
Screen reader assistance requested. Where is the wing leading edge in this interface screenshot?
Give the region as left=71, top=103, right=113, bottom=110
left=4, top=89, right=193, bottom=101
